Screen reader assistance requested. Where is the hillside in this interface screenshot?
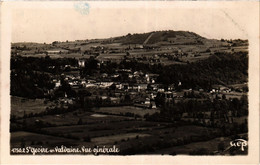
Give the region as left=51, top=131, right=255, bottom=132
left=11, top=30, right=248, bottom=66
left=112, top=30, right=204, bottom=45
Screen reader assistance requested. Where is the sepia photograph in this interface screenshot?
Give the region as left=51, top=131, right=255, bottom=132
left=1, top=1, right=259, bottom=164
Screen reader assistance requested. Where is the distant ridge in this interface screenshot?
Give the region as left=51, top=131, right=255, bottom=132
left=111, top=30, right=204, bottom=45
left=13, top=30, right=207, bottom=45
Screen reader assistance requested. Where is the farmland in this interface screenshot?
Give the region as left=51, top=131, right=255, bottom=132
left=93, top=106, right=160, bottom=117
left=12, top=30, right=247, bottom=65
left=11, top=96, right=54, bottom=118
left=10, top=99, right=247, bottom=155
left=11, top=107, right=233, bottom=155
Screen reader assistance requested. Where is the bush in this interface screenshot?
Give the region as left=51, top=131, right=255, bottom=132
left=218, top=142, right=225, bottom=152
left=36, top=141, right=43, bottom=145
left=190, top=148, right=209, bottom=155
left=83, top=136, right=91, bottom=142
left=77, top=118, right=83, bottom=125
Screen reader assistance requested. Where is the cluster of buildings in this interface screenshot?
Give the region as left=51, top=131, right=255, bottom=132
left=47, top=57, right=246, bottom=113
left=49, top=61, right=180, bottom=109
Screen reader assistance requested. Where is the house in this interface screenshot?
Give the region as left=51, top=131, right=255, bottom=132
left=138, top=84, right=148, bottom=91
left=118, top=69, right=132, bottom=73
left=47, top=49, right=69, bottom=54
left=101, top=96, right=108, bottom=100
left=55, top=80, right=61, bottom=88
left=58, top=96, right=73, bottom=105
left=145, top=74, right=150, bottom=82
left=164, top=91, right=174, bottom=103
left=110, top=97, right=120, bottom=104
left=97, top=63, right=101, bottom=68
left=150, top=92, right=156, bottom=99
left=111, top=74, right=119, bottom=78
left=65, top=65, right=71, bottom=68
left=131, top=84, right=139, bottom=90
left=150, top=84, right=158, bottom=91
left=48, top=66, right=55, bottom=69
left=164, top=91, right=174, bottom=98
left=144, top=98, right=151, bottom=105
left=81, top=80, right=86, bottom=86
left=168, top=84, right=175, bottom=91
left=150, top=101, right=157, bottom=109
left=78, top=59, right=85, bottom=68
left=178, top=81, right=182, bottom=86
left=116, top=83, right=122, bottom=89
left=85, top=83, right=97, bottom=88
left=134, top=71, right=144, bottom=77
left=101, top=73, right=108, bottom=78
left=158, top=88, right=165, bottom=92
left=135, top=44, right=144, bottom=49
left=98, top=82, right=113, bottom=88
left=128, top=74, right=134, bottom=79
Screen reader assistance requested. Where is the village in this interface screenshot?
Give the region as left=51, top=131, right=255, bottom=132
left=10, top=31, right=249, bottom=155
left=12, top=53, right=247, bottom=126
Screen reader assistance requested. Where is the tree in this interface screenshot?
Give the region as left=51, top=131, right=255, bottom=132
left=110, top=83, right=116, bottom=90
left=83, top=136, right=91, bottom=142
left=77, top=118, right=83, bottom=125
left=218, top=142, right=225, bottom=152
left=20, top=138, right=26, bottom=148
left=222, top=94, right=226, bottom=100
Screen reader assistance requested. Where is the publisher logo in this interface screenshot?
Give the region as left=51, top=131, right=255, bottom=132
left=230, top=139, right=247, bottom=151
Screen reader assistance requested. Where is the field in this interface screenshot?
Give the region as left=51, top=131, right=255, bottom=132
left=148, top=133, right=248, bottom=155
left=93, top=106, right=160, bottom=117
left=11, top=96, right=54, bottom=117
left=17, top=37, right=244, bottom=66
left=20, top=53, right=92, bottom=59
left=10, top=94, right=248, bottom=155
left=15, top=110, right=134, bottom=126
left=11, top=106, right=229, bottom=155
left=11, top=131, right=89, bottom=148
left=39, top=120, right=163, bottom=141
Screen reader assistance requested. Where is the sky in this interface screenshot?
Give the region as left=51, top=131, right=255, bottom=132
left=11, top=2, right=256, bottom=43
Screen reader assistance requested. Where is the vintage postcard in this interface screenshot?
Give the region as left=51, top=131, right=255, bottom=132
left=0, top=1, right=259, bottom=164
